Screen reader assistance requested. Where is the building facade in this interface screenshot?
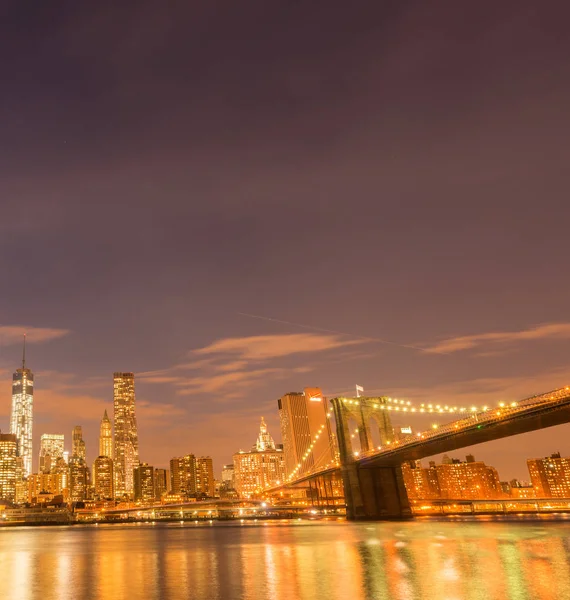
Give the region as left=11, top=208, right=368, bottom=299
left=154, top=468, right=169, bottom=500
left=170, top=455, right=197, bottom=497
left=233, top=418, right=285, bottom=498
left=39, top=434, right=65, bottom=474
left=93, top=456, right=114, bottom=500
left=278, top=387, right=335, bottom=479
left=69, top=456, right=89, bottom=502
left=196, top=457, right=215, bottom=497
left=72, top=426, right=86, bottom=462
left=10, top=342, right=34, bottom=477
left=528, top=453, right=570, bottom=498
left=113, top=372, right=139, bottom=497
left=134, top=463, right=155, bottom=503
left=0, top=433, right=18, bottom=503
left=99, top=410, right=113, bottom=458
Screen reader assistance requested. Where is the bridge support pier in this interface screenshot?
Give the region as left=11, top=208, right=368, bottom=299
left=342, top=463, right=412, bottom=520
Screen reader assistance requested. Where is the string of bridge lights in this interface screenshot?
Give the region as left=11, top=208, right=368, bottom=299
left=337, top=397, right=518, bottom=415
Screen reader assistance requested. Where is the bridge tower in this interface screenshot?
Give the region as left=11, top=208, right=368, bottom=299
left=330, top=397, right=412, bottom=520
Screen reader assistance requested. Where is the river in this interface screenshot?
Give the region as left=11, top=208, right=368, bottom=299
left=1, top=518, right=570, bottom=600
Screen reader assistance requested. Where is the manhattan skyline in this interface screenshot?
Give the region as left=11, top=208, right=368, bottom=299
left=1, top=2, right=570, bottom=480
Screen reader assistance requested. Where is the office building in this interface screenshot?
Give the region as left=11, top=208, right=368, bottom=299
left=113, top=372, right=139, bottom=497
left=0, top=433, right=18, bottom=502
left=72, top=426, right=86, bottom=462
left=170, top=455, right=196, bottom=497
left=134, top=463, right=155, bottom=503
left=154, top=468, right=169, bottom=500
left=221, top=464, right=235, bottom=489
left=278, top=387, right=335, bottom=478
left=528, top=453, right=570, bottom=498
left=10, top=339, right=34, bottom=477
left=69, top=456, right=89, bottom=502
left=196, top=456, right=215, bottom=497
left=93, top=456, right=114, bottom=500
left=99, top=410, right=113, bottom=458
left=233, top=418, right=285, bottom=498
left=39, top=434, right=65, bottom=473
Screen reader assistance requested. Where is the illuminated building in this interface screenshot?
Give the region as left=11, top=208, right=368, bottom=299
left=403, top=456, right=502, bottom=500
left=51, top=457, right=70, bottom=499
left=196, top=457, right=215, bottom=497
left=99, top=410, right=113, bottom=458
left=10, top=339, right=34, bottom=477
left=0, top=434, right=18, bottom=502
left=528, top=452, right=570, bottom=498
left=69, top=456, right=89, bottom=502
left=233, top=418, right=285, bottom=498
left=401, top=460, right=440, bottom=499
left=435, top=456, right=502, bottom=500
left=154, top=468, right=169, bottom=500
left=72, top=426, right=86, bottom=462
left=39, top=434, right=65, bottom=473
left=134, top=463, right=155, bottom=503
left=221, top=464, right=235, bottom=489
left=170, top=455, right=196, bottom=497
left=93, top=456, right=114, bottom=499
left=113, top=372, right=139, bottom=497
left=278, top=387, right=335, bottom=478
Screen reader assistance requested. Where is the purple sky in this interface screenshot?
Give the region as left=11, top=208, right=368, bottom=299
left=1, top=1, right=570, bottom=481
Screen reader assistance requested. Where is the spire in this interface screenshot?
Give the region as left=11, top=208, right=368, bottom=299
left=22, top=333, right=26, bottom=369
left=103, top=409, right=109, bottom=420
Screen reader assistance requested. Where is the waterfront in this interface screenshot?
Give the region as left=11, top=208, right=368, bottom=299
left=1, top=520, right=570, bottom=600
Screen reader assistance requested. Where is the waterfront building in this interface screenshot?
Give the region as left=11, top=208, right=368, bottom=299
left=170, top=455, right=196, bottom=497
left=403, top=456, right=502, bottom=500
left=99, top=410, right=113, bottom=458
left=154, top=468, right=169, bottom=500
left=69, top=456, right=89, bottom=502
left=134, top=463, right=155, bottom=503
left=528, top=452, right=570, bottom=498
left=278, top=387, right=335, bottom=478
left=113, top=372, right=139, bottom=497
left=39, top=434, right=65, bottom=474
left=0, top=434, right=18, bottom=503
left=72, top=426, right=86, bottom=463
left=221, top=464, right=235, bottom=489
left=233, top=418, right=285, bottom=498
left=196, top=457, right=215, bottom=497
left=401, top=460, right=440, bottom=499
left=93, top=456, right=114, bottom=500
left=10, top=339, right=34, bottom=477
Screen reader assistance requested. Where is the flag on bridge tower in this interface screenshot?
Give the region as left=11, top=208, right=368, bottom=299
left=356, top=385, right=364, bottom=398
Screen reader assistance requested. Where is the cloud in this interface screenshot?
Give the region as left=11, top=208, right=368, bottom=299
left=194, top=333, right=363, bottom=360
left=0, top=325, right=70, bottom=346
left=424, top=322, right=570, bottom=354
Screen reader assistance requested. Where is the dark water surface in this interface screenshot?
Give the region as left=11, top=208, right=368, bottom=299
left=1, top=519, right=570, bottom=600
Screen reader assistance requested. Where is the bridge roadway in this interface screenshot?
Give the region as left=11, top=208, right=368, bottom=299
left=269, top=386, right=570, bottom=520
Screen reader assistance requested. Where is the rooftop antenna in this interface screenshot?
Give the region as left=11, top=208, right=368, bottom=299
left=22, top=333, right=26, bottom=369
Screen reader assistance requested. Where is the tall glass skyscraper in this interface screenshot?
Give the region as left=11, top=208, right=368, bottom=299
left=10, top=338, right=34, bottom=477
left=113, top=372, right=139, bottom=497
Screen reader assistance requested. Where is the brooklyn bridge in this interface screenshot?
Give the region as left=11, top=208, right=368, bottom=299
left=262, top=386, right=570, bottom=520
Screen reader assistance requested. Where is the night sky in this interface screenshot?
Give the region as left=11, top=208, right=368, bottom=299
left=2, top=1, right=570, bottom=481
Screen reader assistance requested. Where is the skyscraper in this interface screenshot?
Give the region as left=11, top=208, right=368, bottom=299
left=99, top=410, right=113, bottom=458
left=93, top=456, right=114, bottom=500
left=154, top=468, right=169, bottom=500
left=39, top=434, right=65, bottom=474
left=527, top=453, right=570, bottom=498
left=233, top=418, right=285, bottom=499
left=278, top=387, right=335, bottom=479
left=170, top=455, right=196, bottom=497
left=196, top=457, right=215, bottom=498
left=69, top=456, right=89, bottom=502
left=10, top=338, right=34, bottom=477
left=72, top=426, right=86, bottom=462
left=0, top=433, right=18, bottom=503
left=113, top=372, right=139, bottom=498
left=134, top=463, right=155, bottom=503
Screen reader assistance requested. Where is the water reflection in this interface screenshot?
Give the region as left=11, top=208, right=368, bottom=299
left=0, top=520, right=570, bottom=599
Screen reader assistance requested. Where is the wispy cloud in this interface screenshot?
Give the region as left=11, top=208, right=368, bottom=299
left=194, top=333, right=364, bottom=360
left=139, top=333, right=365, bottom=398
left=424, top=322, right=570, bottom=354
left=0, top=325, right=70, bottom=346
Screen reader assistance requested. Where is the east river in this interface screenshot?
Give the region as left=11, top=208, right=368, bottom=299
left=1, top=519, right=570, bottom=600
